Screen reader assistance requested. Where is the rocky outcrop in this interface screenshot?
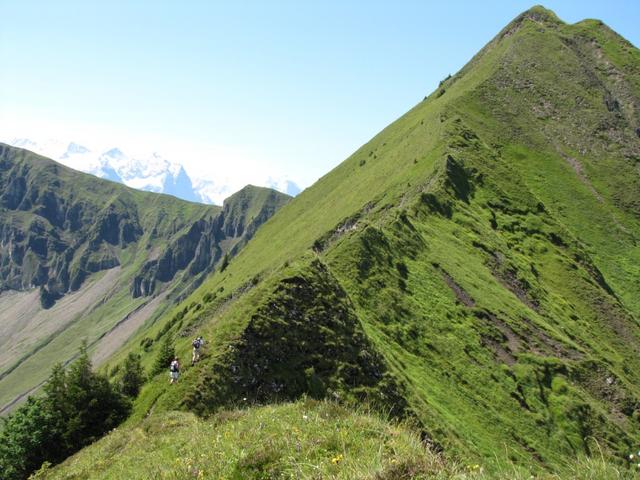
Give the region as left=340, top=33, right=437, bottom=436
left=0, top=197, right=137, bottom=306
left=0, top=146, right=290, bottom=307
left=131, top=186, right=290, bottom=297
left=0, top=145, right=193, bottom=307
left=184, top=259, right=408, bottom=417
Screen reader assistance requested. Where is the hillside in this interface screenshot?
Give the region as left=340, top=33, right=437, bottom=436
left=76, top=6, right=640, bottom=473
left=37, top=400, right=633, bottom=480
left=7, top=5, right=640, bottom=479
left=0, top=144, right=290, bottom=413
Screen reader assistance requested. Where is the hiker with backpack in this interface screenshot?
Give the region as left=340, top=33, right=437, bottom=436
left=192, top=336, right=204, bottom=365
left=169, top=357, right=180, bottom=384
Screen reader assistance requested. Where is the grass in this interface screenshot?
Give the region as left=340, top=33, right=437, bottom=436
left=17, top=5, right=640, bottom=477
left=0, top=145, right=290, bottom=414
left=33, top=400, right=637, bottom=480
left=34, top=400, right=441, bottom=480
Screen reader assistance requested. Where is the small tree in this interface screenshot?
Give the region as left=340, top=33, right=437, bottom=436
left=0, top=396, right=54, bottom=480
left=0, top=342, right=130, bottom=480
left=153, top=337, right=175, bottom=376
left=120, top=352, right=145, bottom=397
left=54, top=343, right=129, bottom=452
left=42, top=362, right=70, bottom=463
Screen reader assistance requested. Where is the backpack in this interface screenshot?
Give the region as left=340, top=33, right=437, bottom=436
left=192, top=338, right=201, bottom=349
left=170, top=361, right=179, bottom=372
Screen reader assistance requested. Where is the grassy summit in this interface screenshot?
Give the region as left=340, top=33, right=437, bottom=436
left=28, top=4, right=640, bottom=477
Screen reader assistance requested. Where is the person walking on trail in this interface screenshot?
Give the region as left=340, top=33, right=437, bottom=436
left=169, top=357, right=180, bottom=384
left=192, top=336, right=204, bottom=366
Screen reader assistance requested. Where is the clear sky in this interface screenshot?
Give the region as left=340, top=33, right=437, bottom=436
left=1, top=1, right=638, bottom=190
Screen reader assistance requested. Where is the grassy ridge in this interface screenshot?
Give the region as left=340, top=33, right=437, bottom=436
left=36, top=400, right=637, bottom=480
left=49, top=5, right=640, bottom=476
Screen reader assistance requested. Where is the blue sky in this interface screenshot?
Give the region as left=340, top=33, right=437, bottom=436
left=1, top=1, right=638, bottom=190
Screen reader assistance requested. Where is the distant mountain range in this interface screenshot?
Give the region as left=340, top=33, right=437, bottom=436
left=0, top=141, right=291, bottom=414
left=7, top=138, right=301, bottom=204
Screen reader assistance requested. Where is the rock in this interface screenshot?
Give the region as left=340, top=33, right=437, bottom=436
left=604, top=92, right=620, bottom=112
left=39, top=285, right=58, bottom=309
left=1, top=175, right=27, bottom=209
left=1, top=144, right=290, bottom=307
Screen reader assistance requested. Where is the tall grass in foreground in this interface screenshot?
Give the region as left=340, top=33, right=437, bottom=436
left=32, top=399, right=636, bottom=480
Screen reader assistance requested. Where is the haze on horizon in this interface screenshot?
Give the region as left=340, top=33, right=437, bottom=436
left=1, top=0, right=638, bottom=198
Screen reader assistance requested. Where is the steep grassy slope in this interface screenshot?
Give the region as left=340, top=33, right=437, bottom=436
left=35, top=400, right=635, bottom=480
left=36, top=400, right=441, bottom=480
left=51, top=5, right=640, bottom=475
left=0, top=145, right=290, bottom=413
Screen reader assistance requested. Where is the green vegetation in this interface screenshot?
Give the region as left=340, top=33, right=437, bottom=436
left=0, top=345, right=129, bottom=480
left=4, top=5, right=640, bottom=479
left=98, top=5, right=640, bottom=473
left=34, top=400, right=638, bottom=480
left=0, top=142, right=290, bottom=414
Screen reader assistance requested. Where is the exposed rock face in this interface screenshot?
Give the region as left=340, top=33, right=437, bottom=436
left=184, top=259, right=408, bottom=417
left=0, top=145, right=290, bottom=307
left=0, top=149, right=139, bottom=306
left=131, top=186, right=290, bottom=297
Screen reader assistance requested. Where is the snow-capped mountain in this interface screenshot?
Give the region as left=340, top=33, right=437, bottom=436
left=5, top=138, right=301, bottom=205
left=267, top=177, right=302, bottom=197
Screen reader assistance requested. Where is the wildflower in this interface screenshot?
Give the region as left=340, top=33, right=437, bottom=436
left=302, top=415, right=308, bottom=420
left=331, top=453, right=344, bottom=464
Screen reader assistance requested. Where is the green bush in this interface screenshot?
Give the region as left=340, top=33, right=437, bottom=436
left=0, top=344, right=129, bottom=480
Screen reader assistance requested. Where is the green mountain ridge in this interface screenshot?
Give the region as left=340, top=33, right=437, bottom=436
left=100, top=4, right=640, bottom=468
left=34, top=401, right=633, bottom=479
left=8, top=4, right=640, bottom=478
left=0, top=145, right=290, bottom=414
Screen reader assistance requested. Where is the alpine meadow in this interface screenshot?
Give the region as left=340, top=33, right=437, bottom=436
left=1, top=5, right=640, bottom=480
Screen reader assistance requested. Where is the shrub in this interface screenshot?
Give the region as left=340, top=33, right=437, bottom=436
left=153, top=337, right=175, bottom=376
left=220, top=253, right=230, bottom=272
left=0, top=344, right=129, bottom=480
left=120, top=353, right=146, bottom=397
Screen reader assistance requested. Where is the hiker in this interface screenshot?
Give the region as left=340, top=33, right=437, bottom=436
left=191, top=336, right=204, bottom=365
left=169, top=357, right=180, bottom=384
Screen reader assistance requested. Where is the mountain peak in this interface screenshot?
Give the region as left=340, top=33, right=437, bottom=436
left=497, top=5, right=562, bottom=41
left=515, top=5, right=562, bottom=25
left=61, top=142, right=90, bottom=159
left=103, top=147, right=126, bottom=159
